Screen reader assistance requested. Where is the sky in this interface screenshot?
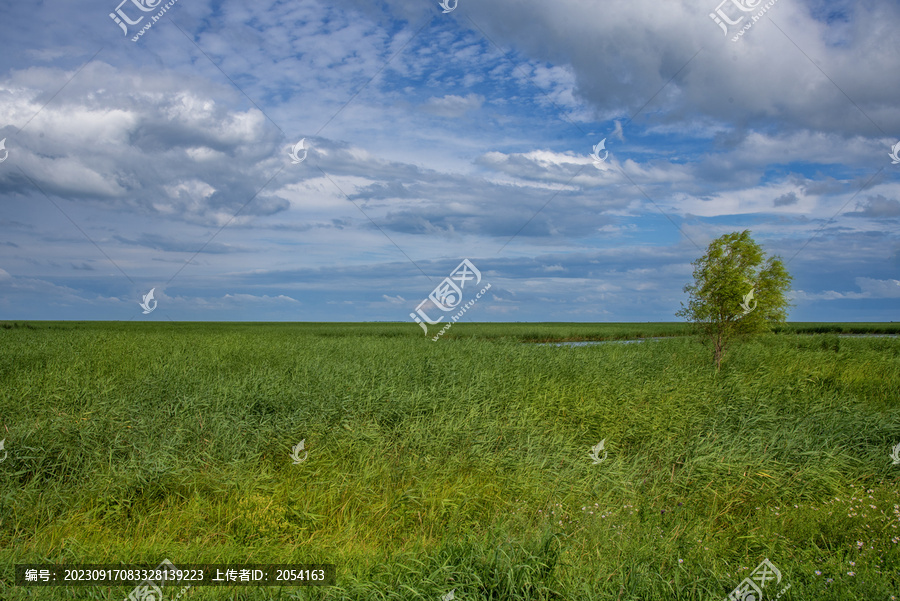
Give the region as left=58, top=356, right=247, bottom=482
left=0, top=0, right=898, bottom=324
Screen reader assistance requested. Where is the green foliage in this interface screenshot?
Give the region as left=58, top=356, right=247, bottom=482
left=0, top=323, right=898, bottom=600
left=677, top=230, right=793, bottom=369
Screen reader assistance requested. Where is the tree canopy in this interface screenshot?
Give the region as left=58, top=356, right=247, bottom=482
left=676, top=230, right=792, bottom=369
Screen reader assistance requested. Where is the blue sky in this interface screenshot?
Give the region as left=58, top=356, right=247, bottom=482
left=0, top=0, right=898, bottom=323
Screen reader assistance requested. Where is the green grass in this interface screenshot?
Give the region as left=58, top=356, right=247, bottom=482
left=0, top=322, right=899, bottom=600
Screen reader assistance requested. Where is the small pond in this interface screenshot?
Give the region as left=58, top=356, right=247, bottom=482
left=533, top=334, right=897, bottom=347
left=534, top=338, right=667, bottom=347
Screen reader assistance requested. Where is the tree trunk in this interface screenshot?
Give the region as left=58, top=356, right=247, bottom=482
left=714, top=331, right=724, bottom=370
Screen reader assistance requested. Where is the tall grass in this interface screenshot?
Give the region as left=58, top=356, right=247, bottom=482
left=0, top=322, right=898, bottom=599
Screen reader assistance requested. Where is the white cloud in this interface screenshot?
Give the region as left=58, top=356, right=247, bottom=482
left=794, top=278, right=900, bottom=301
left=421, top=93, right=485, bottom=118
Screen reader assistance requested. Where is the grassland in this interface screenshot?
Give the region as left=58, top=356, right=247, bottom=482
left=0, top=322, right=899, bottom=600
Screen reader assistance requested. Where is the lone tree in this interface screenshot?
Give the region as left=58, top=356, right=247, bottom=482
left=676, top=230, right=792, bottom=370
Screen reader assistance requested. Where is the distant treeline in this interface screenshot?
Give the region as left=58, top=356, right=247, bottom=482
left=1, top=320, right=897, bottom=340
left=773, top=322, right=900, bottom=335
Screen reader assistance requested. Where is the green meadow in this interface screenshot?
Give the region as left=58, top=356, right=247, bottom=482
left=1, top=321, right=899, bottom=600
